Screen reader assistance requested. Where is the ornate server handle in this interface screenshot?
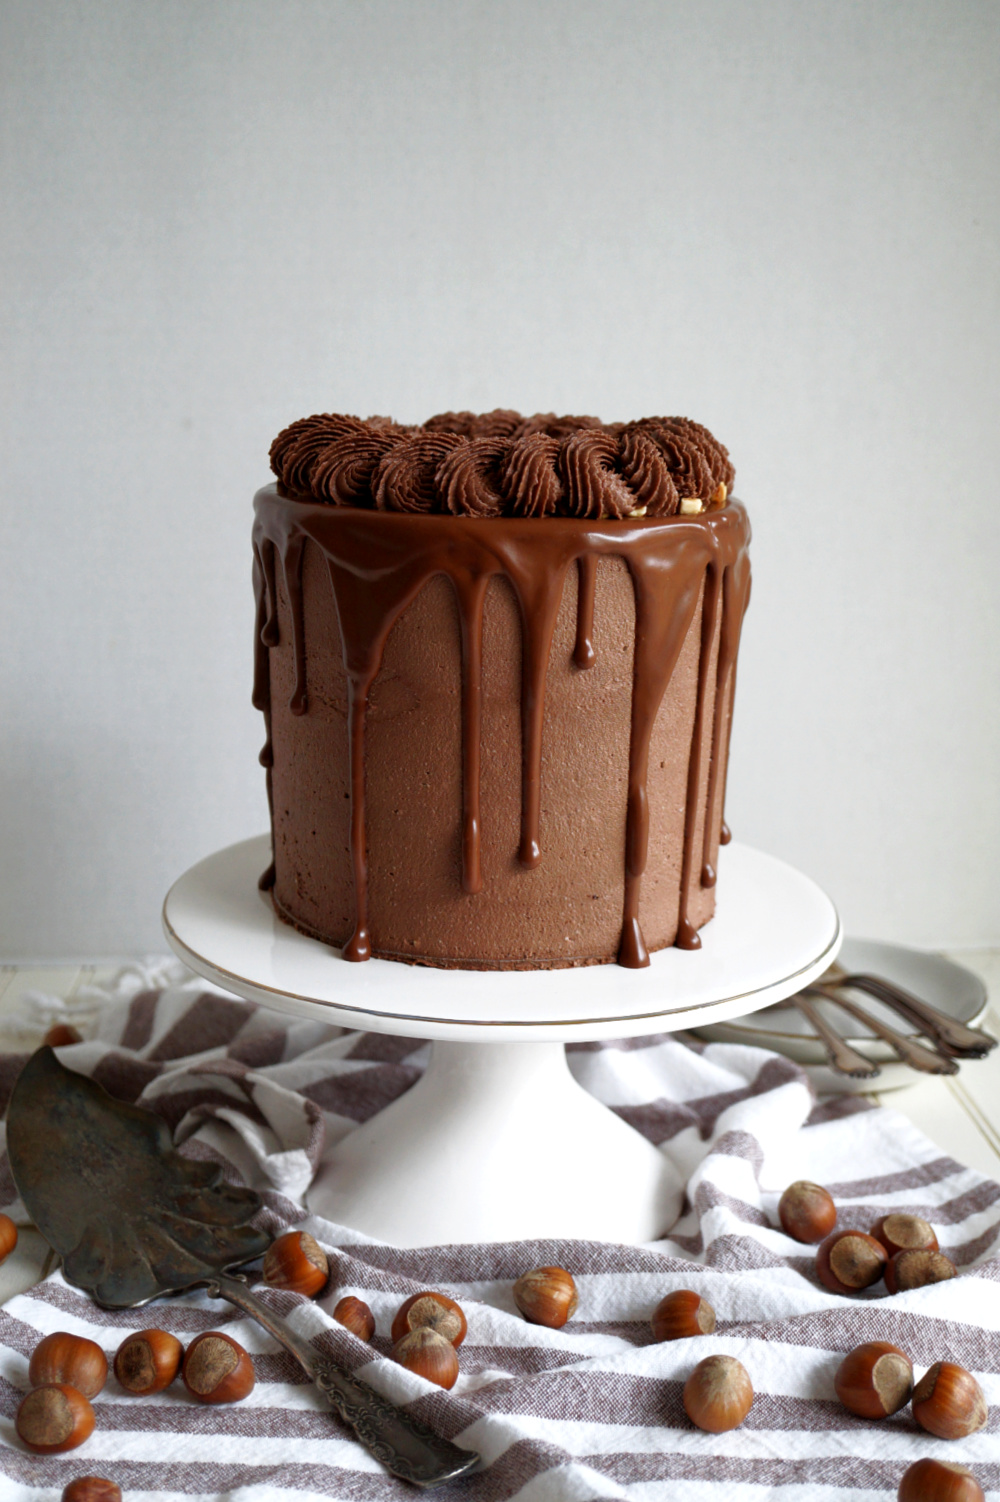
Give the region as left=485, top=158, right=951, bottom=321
left=211, top=1274, right=481, bottom=1489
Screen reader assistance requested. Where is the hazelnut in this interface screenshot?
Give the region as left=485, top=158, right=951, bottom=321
left=29, top=1331, right=108, bottom=1399
left=391, top=1327, right=459, bottom=1390
left=871, top=1213, right=939, bottom=1258
left=679, top=497, right=705, bottom=515
left=884, top=1249, right=956, bottom=1295
left=816, top=1229, right=887, bottom=1294
left=778, top=1181, right=837, bottom=1244
left=333, top=1295, right=375, bottom=1342
left=182, top=1331, right=255, bottom=1404
left=16, top=1384, right=95, bottom=1454
left=0, top=1212, right=17, bottom=1263
left=682, top=1354, right=754, bottom=1432
left=898, top=1458, right=985, bottom=1502
left=61, top=1481, right=123, bottom=1502
left=114, top=1328, right=184, bottom=1394
left=834, top=1341, right=913, bottom=1418
left=262, top=1230, right=329, bottom=1298
left=912, top=1361, right=987, bottom=1440
left=513, top=1266, right=578, bottom=1328
left=650, top=1290, right=716, bottom=1342
left=710, top=482, right=729, bottom=507
left=44, top=1023, right=83, bottom=1047
left=391, top=1291, right=467, bottom=1348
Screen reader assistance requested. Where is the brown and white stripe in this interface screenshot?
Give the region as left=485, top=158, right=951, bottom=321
left=0, top=969, right=998, bottom=1500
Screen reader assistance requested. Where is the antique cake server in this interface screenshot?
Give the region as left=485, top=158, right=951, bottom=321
left=6, top=1046, right=480, bottom=1489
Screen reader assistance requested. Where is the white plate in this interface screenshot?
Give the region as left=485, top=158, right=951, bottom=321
left=691, top=936, right=990, bottom=1092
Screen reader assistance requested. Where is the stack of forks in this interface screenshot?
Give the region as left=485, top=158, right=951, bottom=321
left=790, top=964, right=996, bottom=1081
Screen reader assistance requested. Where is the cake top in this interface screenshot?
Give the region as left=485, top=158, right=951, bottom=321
left=269, top=410, right=735, bottom=520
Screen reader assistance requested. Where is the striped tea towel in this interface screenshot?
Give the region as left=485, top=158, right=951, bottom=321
left=0, top=961, right=997, bottom=1501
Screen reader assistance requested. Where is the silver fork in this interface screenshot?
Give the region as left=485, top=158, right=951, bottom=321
left=787, top=994, right=881, bottom=1079
left=805, top=984, right=959, bottom=1075
left=823, top=963, right=996, bottom=1058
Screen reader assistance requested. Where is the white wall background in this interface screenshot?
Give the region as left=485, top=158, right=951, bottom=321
left=1, top=0, right=998, bottom=958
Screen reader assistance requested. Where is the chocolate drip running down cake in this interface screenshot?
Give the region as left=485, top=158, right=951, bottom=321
left=253, top=410, right=751, bottom=970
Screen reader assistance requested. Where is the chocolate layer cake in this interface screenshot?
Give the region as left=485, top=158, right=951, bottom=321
left=253, top=410, right=750, bottom=969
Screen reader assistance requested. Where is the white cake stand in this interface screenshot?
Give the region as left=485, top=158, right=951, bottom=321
left=163, top=836, right=840, bottom=1247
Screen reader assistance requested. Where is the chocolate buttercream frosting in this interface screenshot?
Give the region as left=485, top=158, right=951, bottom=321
left=269, top=409, right=734, bottom=520
left=254, top=407, right=749, bottom=971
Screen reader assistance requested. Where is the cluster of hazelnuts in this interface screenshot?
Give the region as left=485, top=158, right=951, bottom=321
left=650, top=1289, right=754, bottom=1433
left=13, top=1324, right=254, bottom=1502
left=261, top=1225, right=585, bottom=1392
left=836, top=1343, right=987, bottom=1500
left=778, top=1180, right=987, bottom=1502
left=778, top=1179, right=958, bottom=1296
left=333, top=1262, right=581, bottom=1391
left=8, top=1228, right=325, bottom=1501
left=15, top=1322, right=257, bottom=1449
left=9, top=1201, right=987, bottom=1502
left=12, top=1220, right=585, bottom=1445
left=7, top=1016, right=106, bottom=1497
left=646, top=1182, right=989, bottom=1499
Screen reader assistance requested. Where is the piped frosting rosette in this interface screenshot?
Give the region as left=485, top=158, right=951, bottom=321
left=269, top=410, right=734, bottom=519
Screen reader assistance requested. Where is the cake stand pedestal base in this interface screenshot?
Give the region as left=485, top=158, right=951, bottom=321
left=164, top=836, right=840, bottom=1246
left=312, top=1039, right=678, bottom=1244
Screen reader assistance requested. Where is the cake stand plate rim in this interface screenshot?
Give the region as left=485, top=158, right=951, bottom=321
left=162, top=837, right=841, bottom=1042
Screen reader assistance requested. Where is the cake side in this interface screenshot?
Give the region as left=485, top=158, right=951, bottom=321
left=253, top=486, right=751, bottom=970
left=266, top=551, right=720, bottom=967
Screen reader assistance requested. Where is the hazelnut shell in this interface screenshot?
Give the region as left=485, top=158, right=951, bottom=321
left=182, top=1331, right=255, bottom=1404
left=333, top=1295, right=376, bottom=1342
left=0, top=1212, right=16, bottom=1263
left=778, top=1181, right=837, bottom=1243
left=29, top=1331, right=108, bottom=1399
left=898, top=1458, right=985, bottom=1502
left=513, top=1266, right=578, bottom=1328
left=834, top=1341, right=913, bottom=1418
left=816, top=1229, right=887, bottom=1294
left=884, top=1249, right=956, bottom=1295
left=114, top=1328, right=184, bottom=1394
left=912, top=1361, right=987, bottom=1440
left=682, top=1354, right=754, bottom=1432
left=61, top=1481, right=123, bottom=1502
left=871, top=1212, right=939, bottom=1258
left=262, top=1230, right=329, bottom=1298
left=16, top=1383, right=95, bottom=1454
left=44, top=1023, right=83, bottom=1047
left=391, top=1291, right=467, bottom=1348
left=392, top=1327, right=459, bottom=1389
left=650, top=1289, right=716, bottom=1342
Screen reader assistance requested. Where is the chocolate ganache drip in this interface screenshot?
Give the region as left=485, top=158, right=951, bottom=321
left=270, top=409, right=734, bottom=519
left=256, top=409, right=749, bottom=969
